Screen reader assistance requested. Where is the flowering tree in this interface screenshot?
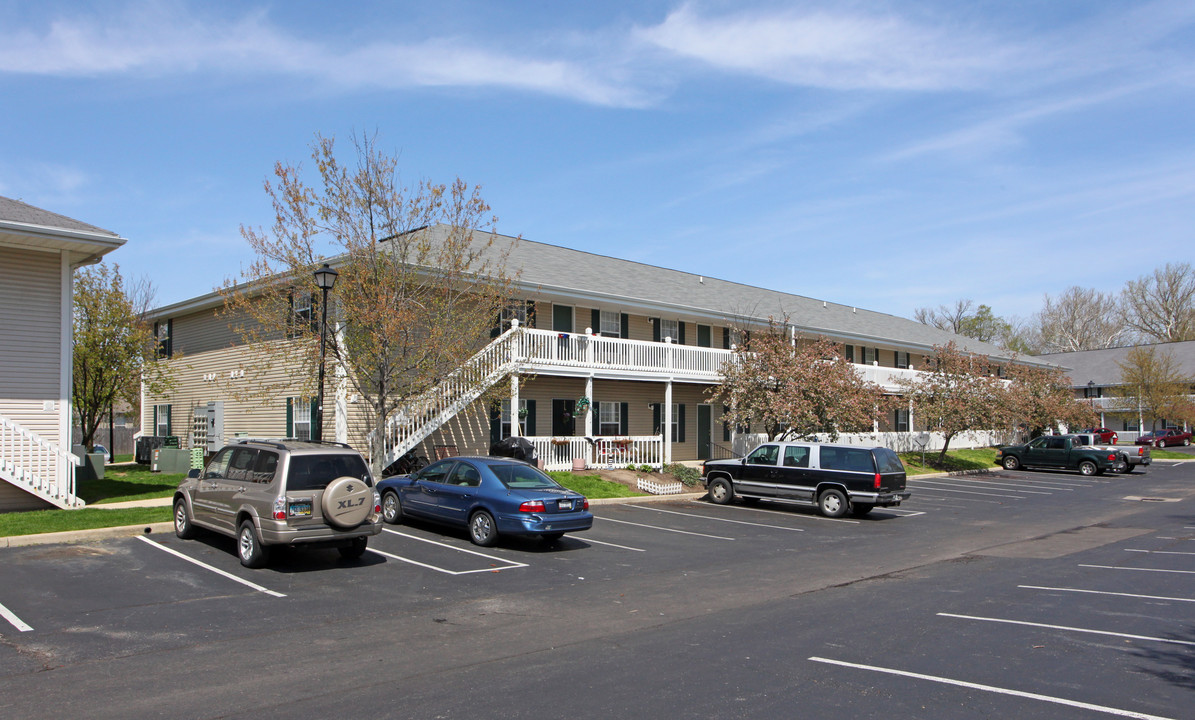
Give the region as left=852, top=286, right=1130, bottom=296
left=709, top=326, right=891, bottom=441
left=895, top=342, right=1007, bottom=463
left=223, top=133, right=516, bottom=472
left=1003, top=363, right=1095, bottom=438
left=73, top=262, right=167, bottom=448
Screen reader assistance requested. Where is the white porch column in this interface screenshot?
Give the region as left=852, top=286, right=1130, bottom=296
left=584, top=375, right=594, bottom=436
left=908, top=399, right=915, bottom=434
left=333, top=322, right=348, bottom=444
left=510, top=373, right=520, bottom=436
left=664, top=380, right=673, bottom=465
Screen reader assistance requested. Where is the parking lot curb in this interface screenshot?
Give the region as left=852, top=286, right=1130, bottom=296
left=1, top=522, right=173, bottom=548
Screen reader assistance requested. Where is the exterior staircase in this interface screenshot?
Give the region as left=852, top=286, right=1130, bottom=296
left=379, top=325, right=523, bottom=470
left=0, top=414, right=84, bottom=509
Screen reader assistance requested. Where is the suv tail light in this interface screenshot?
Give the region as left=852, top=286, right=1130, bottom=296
left=874, top=472, right=882, bottom=489
left=273, top=497, right=286, bottom=520
left=519, top=500, right=546, bottom=513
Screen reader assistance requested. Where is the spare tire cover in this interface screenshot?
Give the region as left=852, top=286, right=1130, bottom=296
left=321, top=476, right=373, bottom=529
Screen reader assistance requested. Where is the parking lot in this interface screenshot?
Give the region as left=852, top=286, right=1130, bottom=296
left=1, top=460, right=1193, bottom=719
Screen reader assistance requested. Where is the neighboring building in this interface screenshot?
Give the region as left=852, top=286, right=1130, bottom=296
left=1037, top=341, right=1195, bottom=437
left=142, top=225, right=1048, bottom=470
left=0, top=196, right=126, bottom=511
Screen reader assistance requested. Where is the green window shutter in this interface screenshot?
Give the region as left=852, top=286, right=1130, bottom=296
left=723, top=327, right=731, bottom=349
left=591, top=308, right=601, bottom=334
left=524, top=399, right=536, bottom=436
left=286, top=398, right=294, bottom=437
left=620, top=402, right=629, bottom=436
left=620, top=313, right=629, bottom=339
left=165, top=406, right=172, bottom=436
left=311, top=399, right=319, bottom=439
left=590, top=397, right=598, bottom=436
left=678, top=322, right=686, bottom=345
left=722, top=405, right=731, bottom=442
left=652, top=403, right=661, bottom=435
left=651, top=318, right=660, bottom=343
left=677, top=404, right=686, bottom=443
left=490, top=402, right=502, bottom=443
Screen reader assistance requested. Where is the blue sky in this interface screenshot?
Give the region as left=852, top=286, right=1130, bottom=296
left=2, top=1, right=1193, bottom=322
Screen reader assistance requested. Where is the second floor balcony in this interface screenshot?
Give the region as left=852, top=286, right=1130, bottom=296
left=509, top=326, right=925, bottom=391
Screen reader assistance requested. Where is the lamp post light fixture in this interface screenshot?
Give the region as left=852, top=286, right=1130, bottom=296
left=313, top=263, right=338, bottom=442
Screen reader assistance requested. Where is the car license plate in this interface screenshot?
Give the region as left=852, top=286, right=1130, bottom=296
left=289, top=501, right=312, bottom=517
left=558, top=499, right=573, bottom=511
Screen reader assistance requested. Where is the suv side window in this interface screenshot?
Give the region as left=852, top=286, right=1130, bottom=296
left=205, top=448, right=234, bottom=479
left=783, top=446, right=809, bottom=468
left=250, top=451, right=279, bottom=484
left=747, top=445, right=779, bottom=465
left=226, top=448, right=259, bottom=482
left=820, top=446, right=875, bottom=473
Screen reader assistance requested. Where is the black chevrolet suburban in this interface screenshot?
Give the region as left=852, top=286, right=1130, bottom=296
left=702, top=441, right=910, bottom=518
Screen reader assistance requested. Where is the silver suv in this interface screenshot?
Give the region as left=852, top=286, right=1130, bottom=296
left=173, top=440, right=382, bottom=567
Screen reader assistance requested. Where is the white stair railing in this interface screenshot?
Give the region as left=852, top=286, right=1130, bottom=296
left=380, top=325, right=522, bottom=468
left=0, top=414, right=84, bottom=509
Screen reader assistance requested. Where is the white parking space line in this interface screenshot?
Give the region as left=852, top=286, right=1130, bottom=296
left=380, top=529, right=528, bottom=573
left=135, top=536, right=286, bottom=598
left=597, top=516, right=735, bottom=540
left=1019, top=585, right=1195, bottom=604
left=1080, top=564, right=1195, bottom=575
left=938, top=613, right=1195, bottom=647
left=919, top=479, right=1053, bottom=495
left=580, top=537, right=646, bottom=552
left=0, top=600, right=33, bottom=632
left=809, top=657, right=1175, bottom=720
left=626, top=504, right=805, bottom=531
left=905, top=482, right=1025, bottom=499
left=1126, top=548, right=1195, bottom=556
left=704, top=502, right=861, bottom=524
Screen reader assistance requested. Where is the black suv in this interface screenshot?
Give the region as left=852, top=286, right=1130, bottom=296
left=702, top=441, right=910, bottom=517
left=173, top=440, right=382, bottom=567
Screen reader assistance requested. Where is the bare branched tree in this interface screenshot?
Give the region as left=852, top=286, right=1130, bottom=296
left=1029, top=286, right=1127, bottom=353
left=1120, top=263, right=1195, bottom=343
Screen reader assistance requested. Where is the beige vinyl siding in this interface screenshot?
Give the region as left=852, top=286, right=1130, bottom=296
left=0, top=481, right=54, bottom=512
left=0, top=246, right=64, bottom=444
left=172, top=307, right=243, bottom=356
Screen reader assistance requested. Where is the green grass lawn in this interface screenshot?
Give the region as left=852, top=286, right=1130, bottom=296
left=80, top=465, right=187, bottom=505
left=0, top=507, right=172, bottom=537
left=899, top=447, right=999, bottom=475
left=1148, top=448, right=1190, bottom=459
left=550, top=472, right=646, bottom=498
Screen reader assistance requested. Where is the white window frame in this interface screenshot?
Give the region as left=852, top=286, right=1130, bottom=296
left=501, top=398, right=528, bottom=437
left=501, top=303, right=527, bottom=327
left=894, top=408, right=910, bottom=432
left=660, top=318, right=679, bottom=342
left=154, top=403, right=171, bottom=437
left=895, top=351, right=909, bottom=369
left=291, top=398, right=312, bottom=441
left=600, top=310, right=620, bottom=337
left=863, top=347, right=877, bottom=365
left=599, top=401, right=621, bottom=436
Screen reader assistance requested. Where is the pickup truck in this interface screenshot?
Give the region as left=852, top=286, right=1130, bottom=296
left=995, top=435, right=1121, bottom=476
left=1072, top=433, right=1151, bottom=473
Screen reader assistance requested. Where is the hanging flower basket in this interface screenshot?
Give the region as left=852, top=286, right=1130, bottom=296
left=575, top=396, right=591, bottom=414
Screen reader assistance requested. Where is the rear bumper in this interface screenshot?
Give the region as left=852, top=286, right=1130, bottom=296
left=259, top=517, right=383, bottom=546
left=849, top=491, right=911, bottom=507
left=498, top=511, right=594, bottom=536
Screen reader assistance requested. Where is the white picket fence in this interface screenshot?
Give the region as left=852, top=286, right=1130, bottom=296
left=528, top=435, right=664, bottom=471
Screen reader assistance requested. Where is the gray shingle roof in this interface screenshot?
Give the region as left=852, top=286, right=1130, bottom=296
left=455, top=225, right=1046, bottom=363
left=1036, top=341, right=1195, bottom=387
left=0, top=195, right=120, bottom=238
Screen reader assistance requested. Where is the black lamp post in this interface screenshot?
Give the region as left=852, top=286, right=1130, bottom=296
left=313, top=263, right=338, bottom=442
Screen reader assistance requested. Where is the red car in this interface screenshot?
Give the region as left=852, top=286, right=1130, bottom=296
left=1080, top=427, right=1118, bottom=444
left=1135, top=429, right=1192, bottom=447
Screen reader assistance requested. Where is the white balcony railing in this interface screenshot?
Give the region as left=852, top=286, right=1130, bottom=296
left=515, top=329, right=731, bottom=381
left=0, top=414, right=84, bottom=509
left=527, top=435, right=664, bottom=472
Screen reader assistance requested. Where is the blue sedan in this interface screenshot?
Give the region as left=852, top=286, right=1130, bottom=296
left=376, top=456, right=593, bottom=546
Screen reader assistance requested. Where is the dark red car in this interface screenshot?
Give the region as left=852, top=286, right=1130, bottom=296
left=1080, top=427, right=1118, bottom=444
left=1135, top=429, right=1192, bottom=447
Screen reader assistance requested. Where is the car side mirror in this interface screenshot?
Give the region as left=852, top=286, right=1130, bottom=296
left=187, top=468, right=201, bottom=479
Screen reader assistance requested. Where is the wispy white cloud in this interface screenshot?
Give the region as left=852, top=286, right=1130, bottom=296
left=633, top=3, right=1023, bottom=91
left=0, top=3, right=649, bottom=107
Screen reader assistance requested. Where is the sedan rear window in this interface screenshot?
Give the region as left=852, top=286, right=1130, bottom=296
left=286, top=454, right=372, bottom=491
left=489, top=463, right=560, bottom=490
